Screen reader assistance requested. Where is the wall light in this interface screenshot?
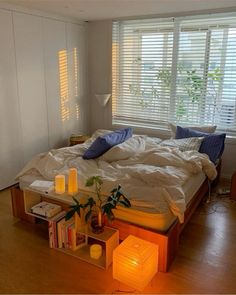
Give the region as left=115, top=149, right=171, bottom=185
left=95, top=93, right=111, bottom=107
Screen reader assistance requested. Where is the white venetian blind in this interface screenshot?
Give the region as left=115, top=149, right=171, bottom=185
left=112, top=14, right=236, bottom=135
left=112, top=18, right=174, bottom=130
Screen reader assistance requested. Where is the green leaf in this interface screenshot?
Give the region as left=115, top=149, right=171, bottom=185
left=72, top=197, right=79, bottom=205
left=65, top=209, right=75, bottom=221
left=85, top=177, right=95, bottom=187
left=122, top=195, right=131, bottom=207
left=75, top=208, right=81, bottom=217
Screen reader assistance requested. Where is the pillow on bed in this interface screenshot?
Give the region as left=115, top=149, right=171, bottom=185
left=101, top=135, right=146, bottom=162
left=175, top=126, right=226, bottom=163
left=83, top=128, right=133, bottom=159
left=169, top=122, right=217, bottom=138
left=160, top=137, right=204, bottom=152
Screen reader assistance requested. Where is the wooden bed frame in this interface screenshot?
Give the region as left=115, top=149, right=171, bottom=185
left=105, top=178, right=209, bottom=272
left=10, top=177, right=210, bottom=273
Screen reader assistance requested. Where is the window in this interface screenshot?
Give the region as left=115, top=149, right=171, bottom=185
left=112, top=14, right=236, bottom=135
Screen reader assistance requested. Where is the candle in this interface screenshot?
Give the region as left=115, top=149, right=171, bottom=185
left=55, top=175, right=65, bottom=194
left=68, top=168, right=78, bottom=195
left=98, top=209, right=102, bottom=227
left=90, top=244, right=102, bottom=259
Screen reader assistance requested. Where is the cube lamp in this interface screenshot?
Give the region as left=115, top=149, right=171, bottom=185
left=113, top=235, right=158, bottom=291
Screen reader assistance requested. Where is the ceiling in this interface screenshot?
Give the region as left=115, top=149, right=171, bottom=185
left=3, top=0, right=236, bottom=21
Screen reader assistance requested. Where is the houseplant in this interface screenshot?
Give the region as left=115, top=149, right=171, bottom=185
left=65, top=176, right=131, bottom=233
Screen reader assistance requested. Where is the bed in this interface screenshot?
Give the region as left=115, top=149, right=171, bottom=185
left=11, top=128, right=222, bottom=272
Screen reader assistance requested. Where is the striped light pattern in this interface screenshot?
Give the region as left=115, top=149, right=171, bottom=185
left=112, top=13, right=236, bottom=135
left=113, top=235, right=158, bottom=291
left=58, top=49, right=70, bottom=122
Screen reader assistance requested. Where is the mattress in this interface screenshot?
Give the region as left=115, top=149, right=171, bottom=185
left=113, top=172, right=206, bottom=232
left=19, top=171, right=206, bottom=232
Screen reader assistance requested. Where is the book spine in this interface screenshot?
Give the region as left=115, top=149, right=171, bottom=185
left=57, top=221, right=63, bottom=248
left=68, top=225, right=73, bottom=249
left=48, top=221, right=54, bottom=248
left=53, top=221, right=58, bottom=248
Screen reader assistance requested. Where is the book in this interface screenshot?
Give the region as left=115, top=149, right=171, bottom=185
left=29, top=180, right=54, bottom=193
left=48, top=211, right=66, bottom=248
left=57, top=217, right=66, bottom=248
left=31, top=201, right=61, bottom=218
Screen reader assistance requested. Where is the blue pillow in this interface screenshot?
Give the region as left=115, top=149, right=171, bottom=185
left=175, top=126, right=226, bottom=163
left=83, top=128, right=133, bottom=159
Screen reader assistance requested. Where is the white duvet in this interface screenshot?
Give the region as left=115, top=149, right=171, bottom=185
left=17, top=130, right=217, bottom=222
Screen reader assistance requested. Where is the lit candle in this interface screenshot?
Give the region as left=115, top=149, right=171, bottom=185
left=98, top=209, right=102, bottom=227
left=90, top=244, right=102, bottom=259
left=68, top=168, right=78, bottom=195
left=55, top=175, right=65, bottom=194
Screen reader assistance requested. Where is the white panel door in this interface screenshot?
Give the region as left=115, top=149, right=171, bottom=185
left=0, top=9, right=22, bottom=189
left=13, top=12, right=49, bottom=165
left=43, top=18, right=68, bottom=148
left=66, top=23, right=89, bottom=135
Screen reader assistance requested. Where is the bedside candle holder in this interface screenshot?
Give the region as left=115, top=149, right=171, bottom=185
left=55, top=175, right=65, bottom=194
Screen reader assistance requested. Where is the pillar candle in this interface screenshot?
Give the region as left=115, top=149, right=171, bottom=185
left=55, top=175, right=65, bottom=194
left=68, top=168, right=78, bottom=195
left=90, top=244, right=102, bottom=259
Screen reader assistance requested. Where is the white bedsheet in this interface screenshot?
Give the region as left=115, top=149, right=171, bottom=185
left=17, top=131, right=217, bottom=223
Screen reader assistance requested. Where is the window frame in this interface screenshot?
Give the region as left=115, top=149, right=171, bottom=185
left=112, top=13, right=236, bottom=135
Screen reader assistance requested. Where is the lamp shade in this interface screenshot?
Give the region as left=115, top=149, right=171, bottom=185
left=113, top=235, right=158, bottom=291
left=95, top=94, right=111, bottom=107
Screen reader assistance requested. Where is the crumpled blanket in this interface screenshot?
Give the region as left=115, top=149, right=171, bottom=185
left=17, top=131, right=217, bottom=223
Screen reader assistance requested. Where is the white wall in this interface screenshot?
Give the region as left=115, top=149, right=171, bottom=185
left=88, top=20, right=113, bottom=132
left=0, top=7, right=89, bottom=189
left=88, top=20, right=236, bottom=179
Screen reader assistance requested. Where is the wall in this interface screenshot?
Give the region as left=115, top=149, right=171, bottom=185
left=88, top=20, right=113, bottom=132
left=88, top=20, right=236, bottom=179
left=0, top=6, right=89, bottom=189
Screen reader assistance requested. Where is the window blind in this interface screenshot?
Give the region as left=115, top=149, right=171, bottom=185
left=112, top=14, right=236, bottom=134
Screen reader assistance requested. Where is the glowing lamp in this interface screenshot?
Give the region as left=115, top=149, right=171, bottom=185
left=90, top=244, right=102, bottom=259
left=55, top=175, right=65, bottom=194
left=68, top=168, right=78, bottom=195
left=113, top=235, right=158, bottom=291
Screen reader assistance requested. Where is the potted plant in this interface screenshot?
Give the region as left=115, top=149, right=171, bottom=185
left=65, top=197, right=84, bottom=232
left=65, top=176, right=131, bottom=234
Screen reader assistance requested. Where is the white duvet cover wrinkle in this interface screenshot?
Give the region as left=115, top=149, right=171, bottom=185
left=16, top=134, right=217, bottom=223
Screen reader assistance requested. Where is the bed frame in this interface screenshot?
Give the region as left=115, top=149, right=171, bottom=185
left=10, top=177, right=210, bottom=272
left=105, top=178, right=209, bottom=272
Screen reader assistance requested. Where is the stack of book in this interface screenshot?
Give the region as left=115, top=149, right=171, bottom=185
left=48, top=212, right=87, bottom=250
left=31, top=201, right=62, bottom=218
left=29, top=180, right=54, bottom=193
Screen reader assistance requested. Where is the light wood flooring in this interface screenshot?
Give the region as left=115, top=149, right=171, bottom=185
left=0, top=184, right=236, bottom=294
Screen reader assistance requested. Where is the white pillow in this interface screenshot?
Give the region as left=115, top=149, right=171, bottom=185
left=160, top=137, right=204, bottom=152
left=168, top=122, right=217, bottom=138
left=101, top=136, right=146, bottom=162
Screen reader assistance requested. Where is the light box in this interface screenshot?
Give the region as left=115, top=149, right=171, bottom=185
left=113, top=235, right=158, bottom=291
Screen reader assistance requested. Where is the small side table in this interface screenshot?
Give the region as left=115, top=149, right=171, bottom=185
left=69, top=134, right=90, bottom=146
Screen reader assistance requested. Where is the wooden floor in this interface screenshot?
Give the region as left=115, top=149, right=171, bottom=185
left=0, top=184, right=236, bottom=294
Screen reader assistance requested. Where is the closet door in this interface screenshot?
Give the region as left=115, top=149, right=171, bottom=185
left=0, top=10, right=22, bottom=189
left=43, top=18, right=68, bottom=148
left=66, top=23, right=89, bottom=135
left=13, top=12, right=49, bottom=165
